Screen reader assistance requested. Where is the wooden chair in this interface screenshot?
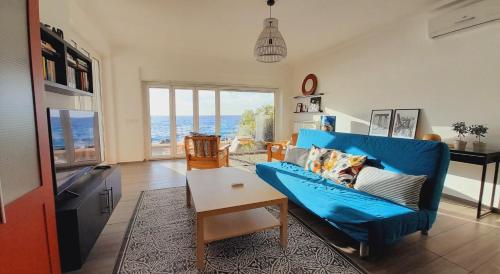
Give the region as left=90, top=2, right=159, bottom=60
left=266, top=133, right=298, bottom=162
left=184, top=135, right=230, bottom=170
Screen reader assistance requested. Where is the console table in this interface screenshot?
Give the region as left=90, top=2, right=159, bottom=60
left=450, top=147, right=500, bottom=218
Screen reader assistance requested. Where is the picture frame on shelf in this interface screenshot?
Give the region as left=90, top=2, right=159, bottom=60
left=309, top=97, right=321, bottom=112
left=368, top=109, right=393, bottom=137
left=295, top=103, right=303, bottom=113
left=391, top=109, right=420, bottom=139
left=301, top=104, right=308, bottom=112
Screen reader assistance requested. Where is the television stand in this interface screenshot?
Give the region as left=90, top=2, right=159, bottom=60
left=63, top=189, right=80, bottom=197
left=55, top=165, right=122, bottom=272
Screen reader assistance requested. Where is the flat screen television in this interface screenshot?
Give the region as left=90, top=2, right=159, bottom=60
left=47, top=109, right=102, bottom=195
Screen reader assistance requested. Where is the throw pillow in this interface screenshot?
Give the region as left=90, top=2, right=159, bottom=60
left=354, top=166, right=427, bottom=210
left=284, top=145, right=309, bottom=167
left=322, top=150, right=367, bottom=188
left=304, top=145, right=331, bottom=174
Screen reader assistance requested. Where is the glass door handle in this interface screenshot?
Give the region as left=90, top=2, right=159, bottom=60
left=0, top=178, right=6, bottom=224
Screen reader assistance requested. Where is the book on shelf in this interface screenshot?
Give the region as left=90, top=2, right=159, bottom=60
left=41, top=40, right=57, bottom=56
left=76, top=58, right=88, bottom=71
left=67, top=67, right=76, bottom=89
left=79, top=71, right=89, bottom=91
left=42, top=57, right=56, bottom=82
left=67, top=54, right=77, bottom=67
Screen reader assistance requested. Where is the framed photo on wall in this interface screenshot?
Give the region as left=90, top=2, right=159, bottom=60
left=295, top=103, right=303, bottom=113
left=368, top=109, right=393, bottom=137
left=391, top=109, right=420, bottom=139
left=320, top=115, right=336, bottom=132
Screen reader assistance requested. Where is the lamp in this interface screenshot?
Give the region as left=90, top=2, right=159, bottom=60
left=254, top=0, right=287, bottom=63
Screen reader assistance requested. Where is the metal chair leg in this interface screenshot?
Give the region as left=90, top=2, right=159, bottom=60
left=360, top=242, right=369, bottom=258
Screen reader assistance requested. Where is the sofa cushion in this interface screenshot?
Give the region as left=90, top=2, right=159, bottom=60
left=284, top=145, right=309, bottom=167
left=304, top=145, right=331, bottom=174
left=322, top=150, right=367, bottom=188
left=355, top=167, right=426, bottom=210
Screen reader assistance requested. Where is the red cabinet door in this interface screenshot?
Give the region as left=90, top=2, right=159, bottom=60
left=0, top=0, right=61, bottom=273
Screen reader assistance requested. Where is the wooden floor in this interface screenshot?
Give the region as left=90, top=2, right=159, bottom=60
left=70, top=160, right=500, bottom=274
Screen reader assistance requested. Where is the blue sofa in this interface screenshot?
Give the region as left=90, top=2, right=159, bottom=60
left=256, top=129, right=450, bottom=256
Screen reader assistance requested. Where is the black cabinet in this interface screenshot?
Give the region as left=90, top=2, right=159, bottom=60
left=55, top=165, right=122, bottom=272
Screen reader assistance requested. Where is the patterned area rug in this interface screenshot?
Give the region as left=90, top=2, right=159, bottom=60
left=114, top=187, right=365, bottom=274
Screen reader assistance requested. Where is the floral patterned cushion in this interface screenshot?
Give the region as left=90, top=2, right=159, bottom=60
left=304, top=145, right=331, bottom=174
left=322, top=150, right=367, bottom=188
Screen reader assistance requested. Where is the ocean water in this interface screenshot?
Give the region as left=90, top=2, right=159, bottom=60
left=50, top=115, right=243, bottom=149
left=50, top=117, right=95, bottom=149
left=151, top=115, right=241, bottom=143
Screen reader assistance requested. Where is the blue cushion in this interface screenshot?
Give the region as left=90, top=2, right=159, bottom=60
left=256, top=162, right=430, bottom=244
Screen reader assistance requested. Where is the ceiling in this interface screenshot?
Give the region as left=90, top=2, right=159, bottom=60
left=75, top=0, right=438, bottom=64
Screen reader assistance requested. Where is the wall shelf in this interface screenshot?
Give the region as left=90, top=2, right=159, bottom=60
left=44, top=81, right=93, bottom=97
left=41, top=24, right=93, bottom=96
left=293, top=93, right=324, bottom=99
left=293, top=111, right=324, bottom=114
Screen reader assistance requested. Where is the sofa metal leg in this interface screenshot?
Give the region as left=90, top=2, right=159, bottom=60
left=359, top=242, right=369, bottom=258
left=421, top=229, right=428, bottom=235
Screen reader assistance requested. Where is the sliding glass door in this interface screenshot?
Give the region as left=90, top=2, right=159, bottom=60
left=147, top=86, right=274, bottom=159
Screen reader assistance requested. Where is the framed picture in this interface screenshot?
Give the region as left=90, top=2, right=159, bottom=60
left=309, top=97, right=321, bottom=112
left=391, top=109, right=420, bottom=139
left=368, top=109, right=393, bottom=137
left=295, top=103, right=303, bottom=113
left=301, top=104, right=308, bottom=112
left=320, top=116, right=336, bottom=132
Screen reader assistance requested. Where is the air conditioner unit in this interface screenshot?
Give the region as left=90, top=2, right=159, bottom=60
left=429, top=0, right=500, bottom=38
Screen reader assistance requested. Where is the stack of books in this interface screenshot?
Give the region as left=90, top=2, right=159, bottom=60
left=66, top=54, right=77, bottom=88
left=42, top=57, right=56, bottom=82
left=79, top=71, right=89, bottom=91
left=41, top=41, right=57, bottom=56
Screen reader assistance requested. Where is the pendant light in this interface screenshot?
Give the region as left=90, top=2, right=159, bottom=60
left=254, top=0, right=287, bottom=63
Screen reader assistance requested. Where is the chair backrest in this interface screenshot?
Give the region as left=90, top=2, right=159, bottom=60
left=185, top=135, right=220, bottom=158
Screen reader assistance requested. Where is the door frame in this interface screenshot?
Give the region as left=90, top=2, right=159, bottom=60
left=143, top=82, right=278, bottom=161
left=0, top=0, right=61, bottom=272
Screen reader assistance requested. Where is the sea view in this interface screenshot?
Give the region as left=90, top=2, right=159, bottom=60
left=151, top=115, right=242, bottom=143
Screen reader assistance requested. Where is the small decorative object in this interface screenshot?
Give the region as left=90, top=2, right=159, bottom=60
left=368, top=109, right=393, bottom=137
left=320, top=116, right=336, bottom=132
left=231, top=183, right=244, bottom=188
left=295, top=103, right=303, bottom=113
left=309, top=97, right=321, bottom=112
left=302, top=74, right=318, bottom=96
left=301, top=104, right=308, bottom=113
left=422, top=133, right=442, bottom=142
left=55, top=28, right=64, bottom=39
left=468, top=124, right=488, bottom=151
left=391, top=109, right=420, bottom=139
left=254, top=0, right=287, bottom=63
left=451, top=122, right=468, bottom=150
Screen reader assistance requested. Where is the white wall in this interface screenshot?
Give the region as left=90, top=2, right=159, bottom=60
left=111, top=48, right=292, bottom=162
left=288, top=13, right=500, bottom=206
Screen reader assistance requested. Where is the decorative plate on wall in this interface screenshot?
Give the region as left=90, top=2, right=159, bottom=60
left=302, top=74, right=318, bottom=96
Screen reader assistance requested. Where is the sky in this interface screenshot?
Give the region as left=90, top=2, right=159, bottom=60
left=149, top=88, right=274, bottom=116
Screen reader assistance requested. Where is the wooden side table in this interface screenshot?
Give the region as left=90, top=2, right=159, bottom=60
left=450, top=147, right=500, bottom=218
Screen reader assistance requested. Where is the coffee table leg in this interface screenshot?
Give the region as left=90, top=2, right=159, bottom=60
left=196, top=214, right=205, bottom=270
left=186, top=184, right=191, bottom=208
left=280, top=200, right=288, bottom=248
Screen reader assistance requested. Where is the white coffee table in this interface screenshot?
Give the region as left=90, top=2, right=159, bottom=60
left=186, top=167, right=288, bottom=270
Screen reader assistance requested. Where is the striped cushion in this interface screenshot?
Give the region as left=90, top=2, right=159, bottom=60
left=354, top=167, right=426, bottom=210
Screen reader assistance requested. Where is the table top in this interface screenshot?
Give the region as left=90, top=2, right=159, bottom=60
left=450, top=147, right=500, bottom=157
left=186, top=167, right=286, bottom=214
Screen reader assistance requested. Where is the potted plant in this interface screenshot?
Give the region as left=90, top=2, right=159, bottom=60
left=468, top=124, right=488, bottom=151
left=451, top=122, right=468, bottom=150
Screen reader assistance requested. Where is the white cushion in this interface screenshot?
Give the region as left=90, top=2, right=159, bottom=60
left=354, top=167, right=426, bottom=210
left=284, top=146, right=309, bottom=167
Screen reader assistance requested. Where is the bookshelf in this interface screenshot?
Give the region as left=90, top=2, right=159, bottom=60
left=41, top=25, right=93, bottom=96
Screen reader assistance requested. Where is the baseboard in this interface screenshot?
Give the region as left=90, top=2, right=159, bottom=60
left=442, top=193, right=500, bottom=213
